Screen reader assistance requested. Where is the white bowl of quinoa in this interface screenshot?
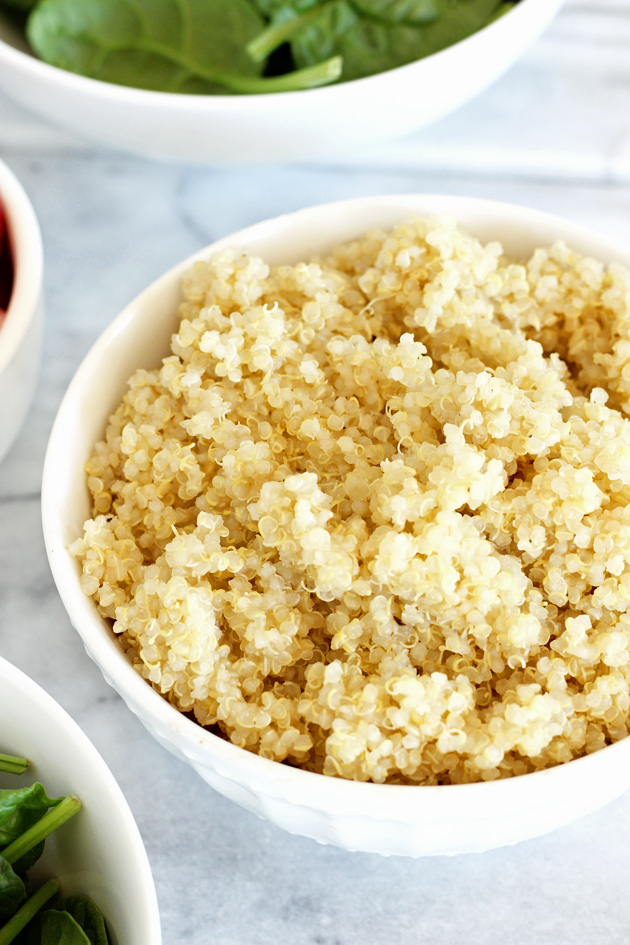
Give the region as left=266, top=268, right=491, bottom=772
left=43, top=194, right=630, bottom=856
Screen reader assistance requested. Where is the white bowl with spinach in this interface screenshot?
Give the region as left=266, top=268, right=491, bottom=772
left=0, top=0, right=565, bottom=164
left=0, top=657, right=161, bottom=944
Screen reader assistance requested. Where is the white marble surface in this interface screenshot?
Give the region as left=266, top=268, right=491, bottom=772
left=2, top=1, right=630, bottom=942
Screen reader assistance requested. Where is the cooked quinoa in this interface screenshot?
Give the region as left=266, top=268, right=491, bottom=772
left=71, top=215, right=630, bottom=784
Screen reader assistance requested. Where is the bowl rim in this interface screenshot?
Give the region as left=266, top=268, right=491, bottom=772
left=0, top=654, right=162, bottom=942
left=0, top=0, right=563, bottom=107
left=43, top=191, right=630, bottom=809
left=0, top=158, right=43, bottom=376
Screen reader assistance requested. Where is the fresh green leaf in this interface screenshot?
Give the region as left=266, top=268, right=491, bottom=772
left=28, top=0, right=341, bottom=92
left=351, top=0, right=439, bottom=25
left=0, top=786, right=61, bottom=848
left=26, top=0, right=270, bottom=93
left=49, top=897, right=109, bottom=945
left=36, top=910, right=91, bottom=945
left=287, top=0, right=503, bottom=81
left=283, top=0, right=355, bottom=69
left=0, top=857, right=26, bottom=923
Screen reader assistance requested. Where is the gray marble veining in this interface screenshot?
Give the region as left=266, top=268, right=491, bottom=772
left=1, top=2, right=630, bottom=942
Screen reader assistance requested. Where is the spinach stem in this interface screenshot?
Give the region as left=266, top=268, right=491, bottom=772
left=1, top=796, right=81, bottom=867
left=247, top=6, right=325, bottom=63
left=90, top=35, right=342, bottom=92
left=0, top=755, right=29, bottom=776
left=212, top=55, right=342, bottom=92
left=0, top=878, right=59, bottom=945
left=141, top=36, right=343, bottom=92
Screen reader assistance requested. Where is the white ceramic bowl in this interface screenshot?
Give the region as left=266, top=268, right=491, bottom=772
left=0, top=656, right=161, bottom=943
left=0, top=158, right=43, bottom=464
left=0, top=0, right=564, bottom=165
left=42, top=194, right=630, bottom=857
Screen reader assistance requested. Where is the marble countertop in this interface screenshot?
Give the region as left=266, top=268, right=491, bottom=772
left=2, top=1, right=630, bottom=942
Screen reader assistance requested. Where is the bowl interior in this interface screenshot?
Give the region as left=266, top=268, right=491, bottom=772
left=0, top=657, right=161, bottom=944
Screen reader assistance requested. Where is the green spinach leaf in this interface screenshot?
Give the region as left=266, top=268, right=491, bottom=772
left=35, top=909, right=91, bottom=945
left=351, top=0, right=439, bottom=25
left=271, top=0, right=354, bottom=67
left=250, top=0, right=319, bottom=15
left=0, top=855, right=26, bottom=923
left=489, top=0, right=516, bottom=20
left=27, top=0, right=265, bottom=93
left=0, top=785, right=61, bottom=848
left=27, top=0, right=339, bottom=92
left=287, top=0, right=503, bottom=81
left=49, top=897, right=109, bottom=945
left=415, top=0, right=504, bottom=45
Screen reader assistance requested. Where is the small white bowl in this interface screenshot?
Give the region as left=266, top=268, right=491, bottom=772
left=42, top=194, right=630, bottom=857
left=0, top=656, right=161, bottom=944
left=0, top=158, right=43, bottom=464
left=0, top=0, right=564, bottom=164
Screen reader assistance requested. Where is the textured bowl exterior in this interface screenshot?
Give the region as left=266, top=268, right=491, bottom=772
left=0, top=0, right=564, bottom=164
left=0, top=657, right=161, bottom=943
left=92, top=657, right=630, bottom=857
left=43, top=194, right=630, bottom=857
left=0, top=158, right=43, bottom=463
